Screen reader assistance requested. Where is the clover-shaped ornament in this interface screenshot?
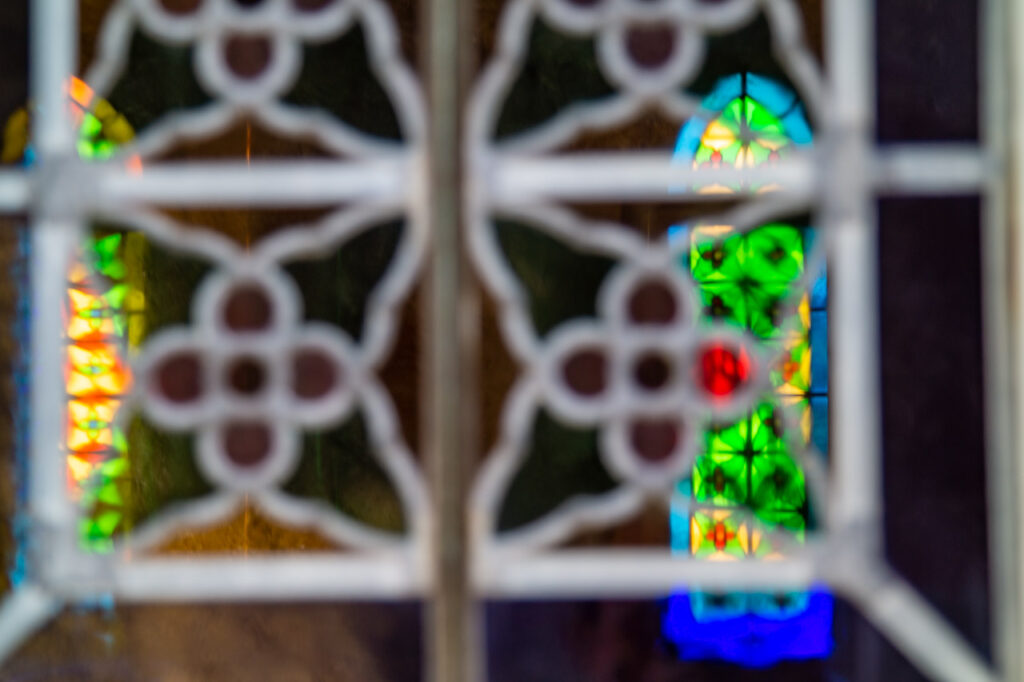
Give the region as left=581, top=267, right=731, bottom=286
left=138, top=265, right=359, bottom=492
left=540, top=261, right=768, bottom=491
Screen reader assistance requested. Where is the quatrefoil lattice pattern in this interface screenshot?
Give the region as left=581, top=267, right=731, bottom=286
left=0, top=0, right=1004, bottom=680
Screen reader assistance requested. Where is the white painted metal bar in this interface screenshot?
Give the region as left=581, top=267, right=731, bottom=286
left=31, top=0, right=75, bottom=159
left=27, top=222, right=75, bottom=532
left=873, top=145, right=992, bottom=194
left=478, top=552, right=819, bottom=597
left=28, top=0, right=80, bottom=585
left=491, top=153, right=815, bottom=202
left=98, top=159, right=410, bottom=207
left=995, top=0, right=1024, bottom=678
left=0, top=0, right=78, bottom=668
left=823, top=3, right=999, bottom=682
left=0, top=173, right=31, bottom=214
left=0, top=587, right=60, bottom=663
left=851, top=575, right=999, bottom=682
left=0, top=0, right=1006, bottom=679
left=490, top=147, right=988, bottom=204
left=824, top=0, right=881, bottom=534
left=827, top=218, right=881, bottom=530
left=106, top=557, right=422, bottom=602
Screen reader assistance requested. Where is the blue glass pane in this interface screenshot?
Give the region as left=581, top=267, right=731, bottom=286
left=811, top=273, right=827, bottom=310
left=810, top=396, right=828, bottom=455
left=663, top=591, right=834, bottom=667
left=810, top=310, right=828, bottom=393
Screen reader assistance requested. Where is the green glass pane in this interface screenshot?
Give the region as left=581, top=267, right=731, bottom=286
left=698, top=282, right=749, bottom=330
left=90, top=234, right=126, bottom=279
left=102, top=283, right=129, bottom=309
left=693, top=452, right=748, bottom=506
left=706, top=406, right=785, bottom=457
left=741, top=225, right=804, bottom=283
left=80, top=518, right=114, bottom=550
left=748, top=142, right=772, bottom=165
left=104, top=452, right=128, bottom=476
left=720, top=140, right=744, bottom=165
left=747, top=402, right=788, bottom=453
left=743, top=281, right=798, bottom=338
left=98, top=481, right=123, bottom=506
left=690, top=235, right=744, bottom=283
left=744, top=97, right=787, bottom=138
left=96, top=510, right=122, bottom=536
left=80, top=112, right=102, bottom=138
left=756, top=508, right=806, bottom=535
left=705, top=419, right=751, bottom=456
left=750, top=453, right=806, bottom=512
left=721, top=97, right=745, bottom=129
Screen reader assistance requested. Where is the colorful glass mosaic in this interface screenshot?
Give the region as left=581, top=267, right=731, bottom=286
left=66, top=232, right=140, bottom=552
left=674, top=72, right=812, bottom=194
left=66, top=79, right=140, bottom=551
left=664, top=73, right=830, bottom=666
left=3, top=78, right=145, bottom=552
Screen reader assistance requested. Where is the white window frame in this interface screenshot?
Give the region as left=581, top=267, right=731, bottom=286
left=0, top=1, right=1014, bottom=681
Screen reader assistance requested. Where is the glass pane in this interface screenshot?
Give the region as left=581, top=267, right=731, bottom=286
left=879, top=196, right=991, bottom=659
left=486, top=598, right=935, bottom=681
left=2, top=0, right=428, bottom=676
left=4, top=602, right=422, bottom=681
left=876, top=0, right=979, bottom=142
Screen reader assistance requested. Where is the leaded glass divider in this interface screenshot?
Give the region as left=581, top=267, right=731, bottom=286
left=0, top=0, right=1015, bottom=681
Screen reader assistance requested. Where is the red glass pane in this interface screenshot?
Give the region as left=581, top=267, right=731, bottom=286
left=698, top=344, right=750, bottom=397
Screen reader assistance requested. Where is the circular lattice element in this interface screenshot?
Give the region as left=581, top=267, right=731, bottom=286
left=599, top=19, right=704, bottom=99
left=562, top=348, right=609, bottom=397
left=541, top=260, right=767, bottom=490
left=133, top=0, right=358, bottom=105
left=138, top=264, right=360, bottom=492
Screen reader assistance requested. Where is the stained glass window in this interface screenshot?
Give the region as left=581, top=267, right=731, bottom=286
left=0, top=0, right=1000, bottom=679
left=67, top=231, right=141, bottom=552
left=664, top=72, right=830, bottom=666
left=5, top=77, right=142, bottom=552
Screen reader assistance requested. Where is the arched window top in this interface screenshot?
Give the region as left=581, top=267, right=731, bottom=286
left=665, top=72, right=828, bottom=667
left=674, top=72, right=812, bottom=168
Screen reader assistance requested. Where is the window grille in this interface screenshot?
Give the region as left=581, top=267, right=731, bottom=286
left=0, top=0, right=1015, bottom=680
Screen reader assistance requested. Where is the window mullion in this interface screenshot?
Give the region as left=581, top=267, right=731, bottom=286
left=425, top=0, right=478, bottom=678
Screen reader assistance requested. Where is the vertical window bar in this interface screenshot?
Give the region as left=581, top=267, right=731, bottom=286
left=997, top=0, right=1024, bottom=678
left=29, top=0, right=80, bottom=579
left=426, top=0, right=477, bottom=678
left=824, top=0, right=879, bottom=538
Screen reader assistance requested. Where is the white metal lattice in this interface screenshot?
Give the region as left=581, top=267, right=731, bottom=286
left=0, top=0, right=1013, bottom=681
left=464, top=1, right=1005, bottom=682
left=0, top=0, right=434, bottom=662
